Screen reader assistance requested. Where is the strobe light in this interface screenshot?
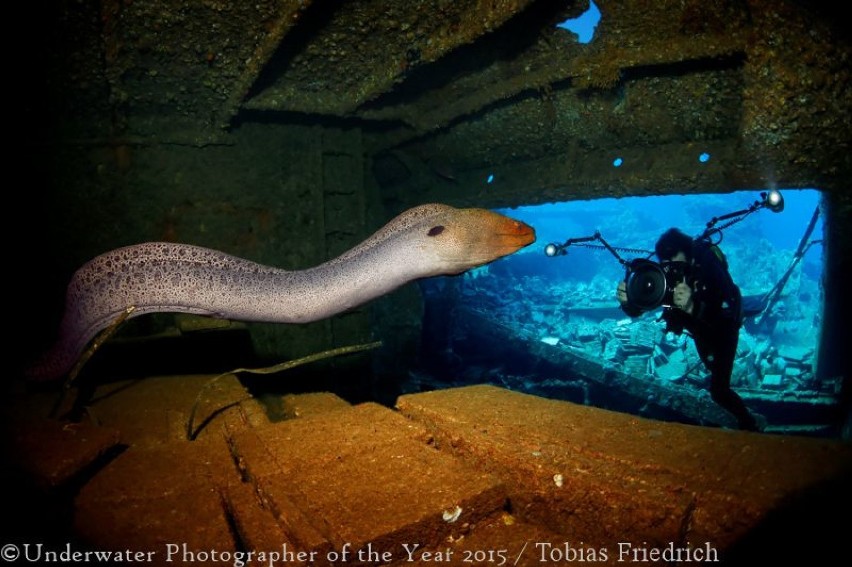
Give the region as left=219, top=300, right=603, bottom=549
left=544, top=243, right=562, bottom=257
left=762, top=189, right=784, bottom=213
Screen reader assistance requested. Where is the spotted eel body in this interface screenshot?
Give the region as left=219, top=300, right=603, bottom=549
left=27, top=204, right=535, bottom=380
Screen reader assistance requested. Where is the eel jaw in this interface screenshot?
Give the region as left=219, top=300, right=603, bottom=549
left=491, top=215, right=536, bottom=256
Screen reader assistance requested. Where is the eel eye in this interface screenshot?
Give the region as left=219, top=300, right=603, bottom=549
left=427, top=225, right=445, bottom=237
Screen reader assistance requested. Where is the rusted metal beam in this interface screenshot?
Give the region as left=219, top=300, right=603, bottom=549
left=216, top=0, right=315, bottom=128
left=242, top=0, right=539, bottom=116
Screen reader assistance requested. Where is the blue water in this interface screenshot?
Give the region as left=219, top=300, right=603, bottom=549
left=499, top=189, right=822, bottom=255
left=493, top=189, right=823, bottom=288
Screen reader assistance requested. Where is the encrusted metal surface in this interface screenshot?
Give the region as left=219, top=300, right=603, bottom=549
left=30, top=0, right=850, bottom=183
left=242, top=0, right=540, bottom=116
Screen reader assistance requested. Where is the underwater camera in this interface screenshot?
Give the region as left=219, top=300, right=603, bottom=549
left=543, top=190, right=785, bottom=313
left=623, top=258, right=692, bottom=312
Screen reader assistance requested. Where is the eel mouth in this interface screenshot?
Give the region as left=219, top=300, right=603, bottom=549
left=492, top=217, right=536, bottom=255
left=502, top=218, right=536, bottom=244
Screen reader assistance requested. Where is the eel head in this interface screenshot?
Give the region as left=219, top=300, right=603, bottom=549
left=418, top=207, right=536, bottom=275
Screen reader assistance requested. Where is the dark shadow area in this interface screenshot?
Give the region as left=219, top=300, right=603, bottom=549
left=64, top=327, right=258, bottom=384
left=722, top=465, right=852, bottom=565
left=0, top=441, right=127, bottom=544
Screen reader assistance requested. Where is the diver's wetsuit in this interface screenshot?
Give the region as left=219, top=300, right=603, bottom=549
left=625, top=240, right=759, bottom=430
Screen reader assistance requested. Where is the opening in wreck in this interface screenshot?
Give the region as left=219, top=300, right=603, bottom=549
left=556, top=0, right=601, bottom=45
left=416, top=188, right=833, bottom=434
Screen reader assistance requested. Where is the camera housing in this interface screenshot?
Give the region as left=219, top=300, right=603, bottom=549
left=624, top=259, right=691, bottom=312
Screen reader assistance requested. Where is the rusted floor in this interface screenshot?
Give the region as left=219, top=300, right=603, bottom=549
left=2, top=375, right=850, bottom=566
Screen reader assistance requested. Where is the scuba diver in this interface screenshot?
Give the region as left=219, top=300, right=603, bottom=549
left=616, top=228, right=761, bottom=431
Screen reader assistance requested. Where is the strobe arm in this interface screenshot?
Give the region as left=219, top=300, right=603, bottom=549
left=544, top=232, right=629, bottom=266
left=698, top=189, right=784, bottom=241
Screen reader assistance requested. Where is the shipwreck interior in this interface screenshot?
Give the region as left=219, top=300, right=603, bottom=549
left=4, top=0, right=852, bottom=563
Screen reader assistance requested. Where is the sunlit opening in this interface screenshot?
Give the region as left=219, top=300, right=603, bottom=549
left=418, top=189, right=834, bottom=435
left=556, top=1, right=602, bottom=44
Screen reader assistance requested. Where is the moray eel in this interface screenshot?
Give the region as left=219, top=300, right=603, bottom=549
left=27, top=204, right=535, bottom=381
